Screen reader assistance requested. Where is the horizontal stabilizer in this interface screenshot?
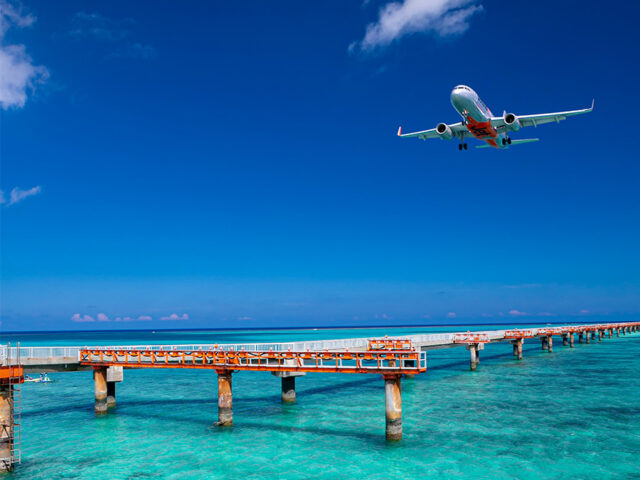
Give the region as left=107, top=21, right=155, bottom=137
left=475, top=138, right=540, bottom=149
left=510, top=138, right=539, bottom=145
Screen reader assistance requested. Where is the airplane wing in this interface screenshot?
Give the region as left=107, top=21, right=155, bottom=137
left=490, top=100, right=594, bottom=130
left=397, top=122, right=469, bottom=140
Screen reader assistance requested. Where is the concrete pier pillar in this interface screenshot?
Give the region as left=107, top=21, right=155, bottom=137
left=541, top=336, right=549, bottom=350
left=0, top=384, right=15, bottom=472
left=586, top=332, right=591, bottom=343
left=511, top=339, right=523, bottom=360
left=591, top=331, right=596, bottom=341
left=216, top=371, right=233, bottom=426
left=384, top=374, right=402, bottom=441
left=93, top=367, right=108, bottom=415
left=578, top=332, right=584, bottom=343
left=616, top=328, right=620, bottom=337
left=547, top=336, right=554, bottom=353
left=272, top=371, right=305, bottom=403
left=281, top=376, right=296, bottom=404
left=608, top=328, right=612, bottom=338
left=569, top=333, right=575, bottom=348
left=467, top=344, right=478, bottom=371
left=597, top=330, right=602, bottom=341
left=105, top=366, right=123, bottom=408
left=106, top=382, right=116, bottom=408
left=562, top=334, right=569, bottom=346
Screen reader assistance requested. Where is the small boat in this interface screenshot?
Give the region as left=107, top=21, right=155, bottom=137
left=24, top=374, right=54, bottom=383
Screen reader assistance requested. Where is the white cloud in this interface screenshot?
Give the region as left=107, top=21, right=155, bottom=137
left=137, top=315, right=152, bottom=321
left=2, top=185, right=41, bottom=205
left=237, top=316, right=253, bottom=321
left=160, top=313, right=189, bottom=321
left=0, top=0, right=49, bottom=109
left=446, top=312, right=456, bottom=318
left=96, top=313, right=110, bottom=322
left=71, top=313, right=95, bottom=322
left=351, top=0, right=483, bottom=53
left=579, top=309, right=590, bottom=314
left=509, top=309, right=527, bottom=316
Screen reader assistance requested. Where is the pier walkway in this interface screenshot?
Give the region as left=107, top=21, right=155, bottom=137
left=0, top=321, right=638, bottom=452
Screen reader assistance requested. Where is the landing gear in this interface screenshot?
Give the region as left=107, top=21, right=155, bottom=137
left=502, top=137, right=513, bottom=146
left=458, top=143, right=468, bottom=151
left=507, top=137, right=512, bottom=145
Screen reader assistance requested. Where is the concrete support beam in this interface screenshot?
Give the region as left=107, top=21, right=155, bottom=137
left=616, top=328, right=620, bottom=337
left=93, top=367, right=108, bottom=415
left=578, top=332, right=584, bottom=343
left=562, top=334, right=569, bottom=346
left=271, top=370, right=305, bottom=403
left=105, top=366, right=122, bottom=409
left=281, top=376, right=296, bottom=404
left=608, top=328, right=613, bottom=338
left=106, top=382, right=116, bottom=408
left=216, top=371, right=233, bottom=426
left=541, top=336, right=549, bottom=350
left=598, top=330, right=602, bottom=341
left=569, top=333, right=575, bottom=348
left=547, top=336, right=554, bottom=353
left=591, top=331, right=596, bottom=341
left=511, top=339, right=523, bottom=360
left=467, top=344, right=479, bottom=371
left=384, top=374, right=402, bottom=441
left=586, top=332, right=591, bottom=343
left=0, top=385, right=15, bottom=473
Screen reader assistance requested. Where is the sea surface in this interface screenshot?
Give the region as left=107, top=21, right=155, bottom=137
left=3, top=324, right=640, bottom=479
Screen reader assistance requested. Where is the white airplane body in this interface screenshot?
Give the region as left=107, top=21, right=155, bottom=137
left=398, top=85, right=593, bottom=150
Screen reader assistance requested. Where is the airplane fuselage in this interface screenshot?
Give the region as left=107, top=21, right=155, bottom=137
left=450, top=85, right=507, bottom=149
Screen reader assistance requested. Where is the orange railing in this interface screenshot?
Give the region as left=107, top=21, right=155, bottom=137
left=453, top=332, right=490, bottom=344
left=0, top=365, right=24, bottom=384
left=503, top=329, right=537, bottom=339
left=367, top=338, right=413, bottom=351
left=80, top=348, right=427, bottom=375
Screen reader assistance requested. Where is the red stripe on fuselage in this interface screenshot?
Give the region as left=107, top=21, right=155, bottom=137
left=465, top=116, right=497, bottom=140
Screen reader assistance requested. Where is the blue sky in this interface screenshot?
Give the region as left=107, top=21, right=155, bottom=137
left=1, top=0, right=639, bottom=331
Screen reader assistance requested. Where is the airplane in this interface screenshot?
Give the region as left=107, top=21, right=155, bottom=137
left=397, top=85, right=593, bottom=150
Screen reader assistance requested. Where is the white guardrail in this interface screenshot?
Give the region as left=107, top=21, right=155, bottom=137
left=2, top=324, right=633, bottom=365
left=0, top=333, right=475, bottom=364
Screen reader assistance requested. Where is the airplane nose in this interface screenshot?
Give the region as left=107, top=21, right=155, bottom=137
left=450, top=88, right=466, bottom=110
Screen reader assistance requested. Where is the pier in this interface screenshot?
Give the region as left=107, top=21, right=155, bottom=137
left=0, top=321, right=639, bottom=472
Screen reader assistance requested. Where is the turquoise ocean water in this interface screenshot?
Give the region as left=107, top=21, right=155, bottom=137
left=3, top=324, right=640, bottom=479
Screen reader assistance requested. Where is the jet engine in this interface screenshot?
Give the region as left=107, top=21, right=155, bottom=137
left=503, top=113, right=521, bottom=132
left=436, top=123, right=454, bottom=140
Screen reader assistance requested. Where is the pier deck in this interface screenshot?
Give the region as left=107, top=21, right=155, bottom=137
left=1, top=321, right=638, bottom=445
